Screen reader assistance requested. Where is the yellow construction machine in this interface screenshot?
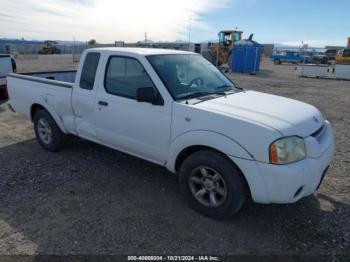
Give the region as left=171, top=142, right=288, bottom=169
left=39, top=41, right=61, bottom=55
left=203, top=30, right=243, bottom=66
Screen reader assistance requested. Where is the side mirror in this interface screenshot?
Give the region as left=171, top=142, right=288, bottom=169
left=136, top=87, right=163, bottom=105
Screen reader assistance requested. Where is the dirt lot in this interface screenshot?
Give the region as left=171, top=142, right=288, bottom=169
left=16, top=55, right=79, bottom=73
left=0, top=55, right=349, bottom=256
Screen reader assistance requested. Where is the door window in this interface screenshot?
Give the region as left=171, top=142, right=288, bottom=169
left=105, top=57, right=154, bottom=99
left=233, top=32, right=241, bottom=42
left=80, top=52, right=100, bottom=90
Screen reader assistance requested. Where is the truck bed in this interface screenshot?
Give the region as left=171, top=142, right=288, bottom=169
left=22, top=70, right=77, bottom=83
left=7, top=70, right=77, bottom=134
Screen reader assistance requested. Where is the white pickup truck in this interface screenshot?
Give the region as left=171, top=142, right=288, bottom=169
left=7, top=48, right=335, bottom=219
left=0, top=54, right=16, bottom=100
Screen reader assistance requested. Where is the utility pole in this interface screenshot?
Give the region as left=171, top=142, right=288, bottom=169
left=145, top=32, right=148, bottom=44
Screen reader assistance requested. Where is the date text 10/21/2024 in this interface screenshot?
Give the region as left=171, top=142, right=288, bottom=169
left=127, top=256, right=220, bottom=261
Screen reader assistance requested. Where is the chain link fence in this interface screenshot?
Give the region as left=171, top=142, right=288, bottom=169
left=2, top=44, right=39, bottom=60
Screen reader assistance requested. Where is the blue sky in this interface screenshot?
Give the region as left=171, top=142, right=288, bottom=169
left=0, top=0, right=349, bottom=47
left=200, top=0, right=350, bottom=46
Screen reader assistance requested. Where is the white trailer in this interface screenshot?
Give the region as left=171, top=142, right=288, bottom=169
left=295, top=64, right=329, bottom=78
left=334, top=64, right=350, bottom=80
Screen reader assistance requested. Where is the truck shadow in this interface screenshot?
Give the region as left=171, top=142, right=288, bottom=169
left=0, top=101, right=7, bottom=110
left=0, top=139, right=348, bottom=256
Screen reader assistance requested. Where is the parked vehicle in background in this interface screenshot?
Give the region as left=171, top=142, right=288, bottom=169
left=336, top=48, right=350, bottom=64
left=304, top=51, right=329, bottom=64
left=7, top=48, right=335, bottom=219
left=0, top=54, right=16, bottom=100
left=325, top=49, right=338, bottom=61
left=270, top=51, right=312, bottom=64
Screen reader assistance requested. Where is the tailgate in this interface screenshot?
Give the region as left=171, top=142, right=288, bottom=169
left=0, top=56, right=13, bottom=77
left=0, top=77, right=6, bottom=87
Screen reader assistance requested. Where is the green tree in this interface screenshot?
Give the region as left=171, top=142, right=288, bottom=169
left=88, top=39, right=97, bottom=46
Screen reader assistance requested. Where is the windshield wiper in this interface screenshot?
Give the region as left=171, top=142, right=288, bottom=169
left=178, top=91, right=227, bottom=101
left=215, top=84, right=243, bottom=91
left=215, top=85, right=233, bottom=90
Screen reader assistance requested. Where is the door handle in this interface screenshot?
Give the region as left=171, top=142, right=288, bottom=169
left=98, top=101, right=108, bottom=106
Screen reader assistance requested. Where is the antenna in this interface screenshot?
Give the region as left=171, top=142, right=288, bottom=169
left=73, top=36, right=76, bottom=63
left=185, top=15, right=193, bottom=104
left=188, top=16, right=192, bottom=51
left=301, top=40, right=307, bottom=76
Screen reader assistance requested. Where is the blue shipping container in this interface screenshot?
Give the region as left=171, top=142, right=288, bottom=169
left=231, top=40, right=263, bottom=74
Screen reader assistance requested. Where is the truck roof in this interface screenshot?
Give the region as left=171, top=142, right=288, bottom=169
left=88, top=47, right=195, bottom=56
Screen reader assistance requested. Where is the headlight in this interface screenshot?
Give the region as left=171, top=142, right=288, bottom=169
left=269, top=136, right=306, bottom=164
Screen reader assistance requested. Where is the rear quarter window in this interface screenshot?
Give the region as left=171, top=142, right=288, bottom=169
left=80, top=52, right=101, bottom=90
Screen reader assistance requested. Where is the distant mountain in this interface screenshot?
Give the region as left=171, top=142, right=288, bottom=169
left=0, top=38, right=43, bottom=44
left=55, top=40, right=85, bottom=44
left=274, top=43, right=326, bottom=51
left=0, top=38, right=85, bottom=45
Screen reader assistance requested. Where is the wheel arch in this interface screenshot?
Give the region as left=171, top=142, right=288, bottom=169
left=174, top=144, right=253, bottom=201
left=175, top=145, right=220, bottom=172
left=166, top=130, right=254, bottom=173
left=167, top=130, right=255, bottom=198
left=167, top=131, right=253, bottom=173
left=30, top=103, right=68, bottom=134
left=30, top=103, right=45, bottom=121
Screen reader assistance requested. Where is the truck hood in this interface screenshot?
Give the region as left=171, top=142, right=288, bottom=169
left=196, top=90, right=324, bottom=137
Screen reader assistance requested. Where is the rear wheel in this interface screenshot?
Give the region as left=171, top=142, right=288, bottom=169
left=33, top=109, right=66, bottom=152
left=274, top=59, right=281, bottom=65
left=179, top=150, right=247, bottom=219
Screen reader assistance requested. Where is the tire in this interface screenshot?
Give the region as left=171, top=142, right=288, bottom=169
left=274, top=59, right=281, bottom=65
left=179, top=150, right=247, bottom=219
left=33, top=109, right=66, bottom=152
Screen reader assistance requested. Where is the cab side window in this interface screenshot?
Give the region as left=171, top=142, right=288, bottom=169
left=105, top=56, right=154, bottom=99
left=80, top=52, right=100, bottom=90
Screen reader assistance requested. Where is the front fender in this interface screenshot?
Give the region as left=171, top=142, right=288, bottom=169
left=166, top=130, right=253, bottom=173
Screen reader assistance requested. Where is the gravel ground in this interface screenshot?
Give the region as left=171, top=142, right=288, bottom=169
left=0, top=56, right=349, bottom=256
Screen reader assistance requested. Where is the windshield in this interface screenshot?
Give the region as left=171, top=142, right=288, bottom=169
left=147, top=54, right=239, bottom=101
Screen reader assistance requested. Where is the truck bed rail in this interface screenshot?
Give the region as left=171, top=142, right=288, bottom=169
left=8, top=73, right=74, bottom=88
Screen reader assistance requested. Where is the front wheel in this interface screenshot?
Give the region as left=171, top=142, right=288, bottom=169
left=179, top=150, right=247, bottom=219
left=33, top=109, right=66, bottom=152
left=274, top=59, right=281, bottom=65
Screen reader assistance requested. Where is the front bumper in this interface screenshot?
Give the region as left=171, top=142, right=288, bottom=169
left=255, top=140, right=334, bottom=203
left=231, top=122, right=335, bottom=204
